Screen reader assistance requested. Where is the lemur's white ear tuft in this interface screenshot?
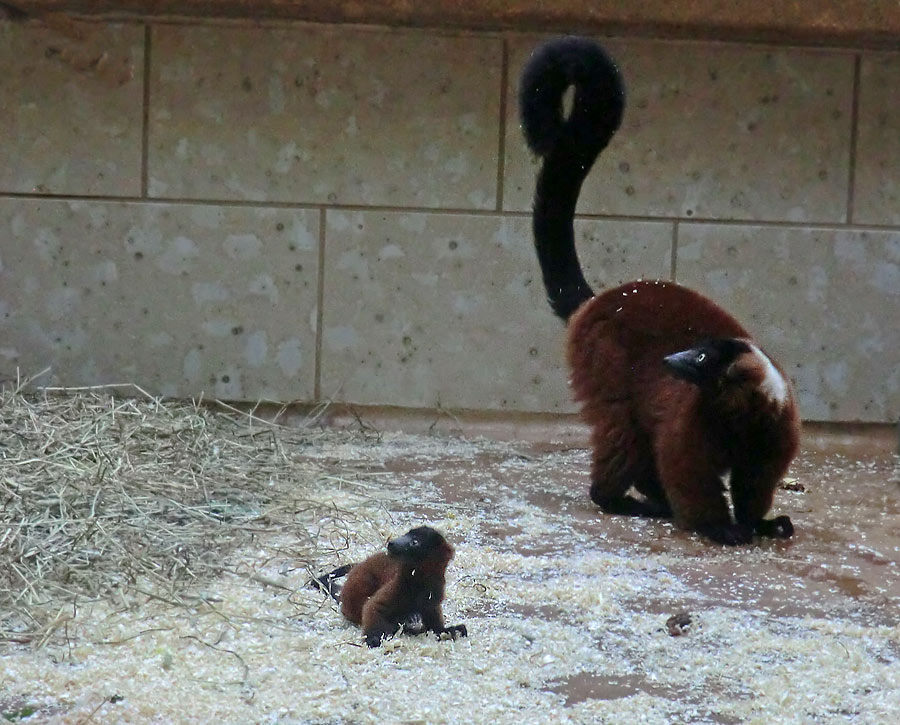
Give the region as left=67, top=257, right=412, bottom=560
left=748, top=343, right=788, bottom=406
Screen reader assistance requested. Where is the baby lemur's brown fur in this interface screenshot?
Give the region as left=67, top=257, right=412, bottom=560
left=312, top=526, right=467, bottom=648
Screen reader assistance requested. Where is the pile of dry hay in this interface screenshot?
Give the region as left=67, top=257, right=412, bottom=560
left=0, top=378, right=374, bottom=646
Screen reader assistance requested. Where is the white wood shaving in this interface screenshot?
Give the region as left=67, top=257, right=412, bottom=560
left=1, top=396, right=898, bottom=723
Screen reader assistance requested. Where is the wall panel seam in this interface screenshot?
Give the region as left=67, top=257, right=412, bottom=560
left=2, top=192, right=899, bottom=235
left=496, top=37, right=509, bottom=213
left=846, top=53, right=862, bottom=225
left=671, top=221, right=679, bottom=281
left=141, top=24, right=152, bottom=199
left=314, top=207, right=327, bottom=401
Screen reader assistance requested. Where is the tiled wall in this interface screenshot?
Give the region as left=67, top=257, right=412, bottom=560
left=1, top=21, right=898, bottom=422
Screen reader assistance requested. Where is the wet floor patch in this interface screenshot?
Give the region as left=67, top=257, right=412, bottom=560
left=2, top=419, right=898, bottom=723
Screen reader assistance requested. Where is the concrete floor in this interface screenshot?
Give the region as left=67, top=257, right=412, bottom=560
left=4, top=414, right=897, bottom=723
left=361, top=423, right=900, bottom=716
left=415, top=434, right=897, bottom=611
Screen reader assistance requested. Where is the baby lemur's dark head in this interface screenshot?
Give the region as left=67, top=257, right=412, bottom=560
left=386, top=526, right=454, bottom=565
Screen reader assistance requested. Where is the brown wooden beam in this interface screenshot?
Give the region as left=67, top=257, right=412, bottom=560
left=5, top=1, right=900, bottom=48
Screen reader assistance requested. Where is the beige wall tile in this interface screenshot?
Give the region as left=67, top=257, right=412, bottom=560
left=0, top=24, right=145, bottom=196
left=2, top=18, right=894, bottom=424
left=0, top=199, right=319, bottom=400
left=320, top=210, right=672, bottom=411
left=855, top=52, right=900, bottom=225
left=149, top=26, right=501, bottom=208
left=506, top=38, right=854, bottom=223
left=677, top=224, right=900, bottom=422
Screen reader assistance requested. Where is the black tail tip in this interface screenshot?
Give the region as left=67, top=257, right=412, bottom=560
left=308, top=563, right=353, bottom=601
left=519, top=36, right=626, bottom=158
left=325, top=563, right=353, bottom=579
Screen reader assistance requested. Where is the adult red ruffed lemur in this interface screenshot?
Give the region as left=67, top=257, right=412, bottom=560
left=519, top=37, right=800, bottom=545
left=311, top=526, right=467, bottom=647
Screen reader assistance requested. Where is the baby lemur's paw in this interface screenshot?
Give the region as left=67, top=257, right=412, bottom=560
left=438, top=624, right=467, bottom=640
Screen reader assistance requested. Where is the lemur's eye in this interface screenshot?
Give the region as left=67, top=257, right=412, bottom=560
left=696, top=352, right=707, bottom=363
left=409, top=538, right=420, bottom=547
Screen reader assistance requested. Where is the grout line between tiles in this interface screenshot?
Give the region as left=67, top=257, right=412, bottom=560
left=314, top=207, right=327, bottom=401
left=671, top=221, right=679, bottom=281
left=495, top=38, right=509, bottom=213
left=846, top=53, right=862, bottom=225
left=140, top=24, right=152, bottom=199
left=3, top=191, right=900, bottom=233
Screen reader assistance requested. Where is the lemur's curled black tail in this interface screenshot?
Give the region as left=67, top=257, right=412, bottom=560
left=519, top=37, right=625, bottom=321
left=309, top=563, right=353, bottom=602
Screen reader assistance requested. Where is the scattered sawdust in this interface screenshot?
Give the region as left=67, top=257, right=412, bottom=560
left=0, top=377, right=397, bottom=646
left=780, top=477, right=806, bottom=492
left=665, top=611, right=692, bottom=637
left=2, top=382, right=899, bottom=723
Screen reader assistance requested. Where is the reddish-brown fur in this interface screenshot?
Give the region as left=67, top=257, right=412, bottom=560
left=335, top=527, right=467, bottom=647
left=567, top=280, right=800, bottom=542
left=519, top=37, right=801, bottom=544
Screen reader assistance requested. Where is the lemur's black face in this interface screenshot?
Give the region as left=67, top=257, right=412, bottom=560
left=662, top=338, right=751, bottom=387
left=386, top=526, right=446, bottom=561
